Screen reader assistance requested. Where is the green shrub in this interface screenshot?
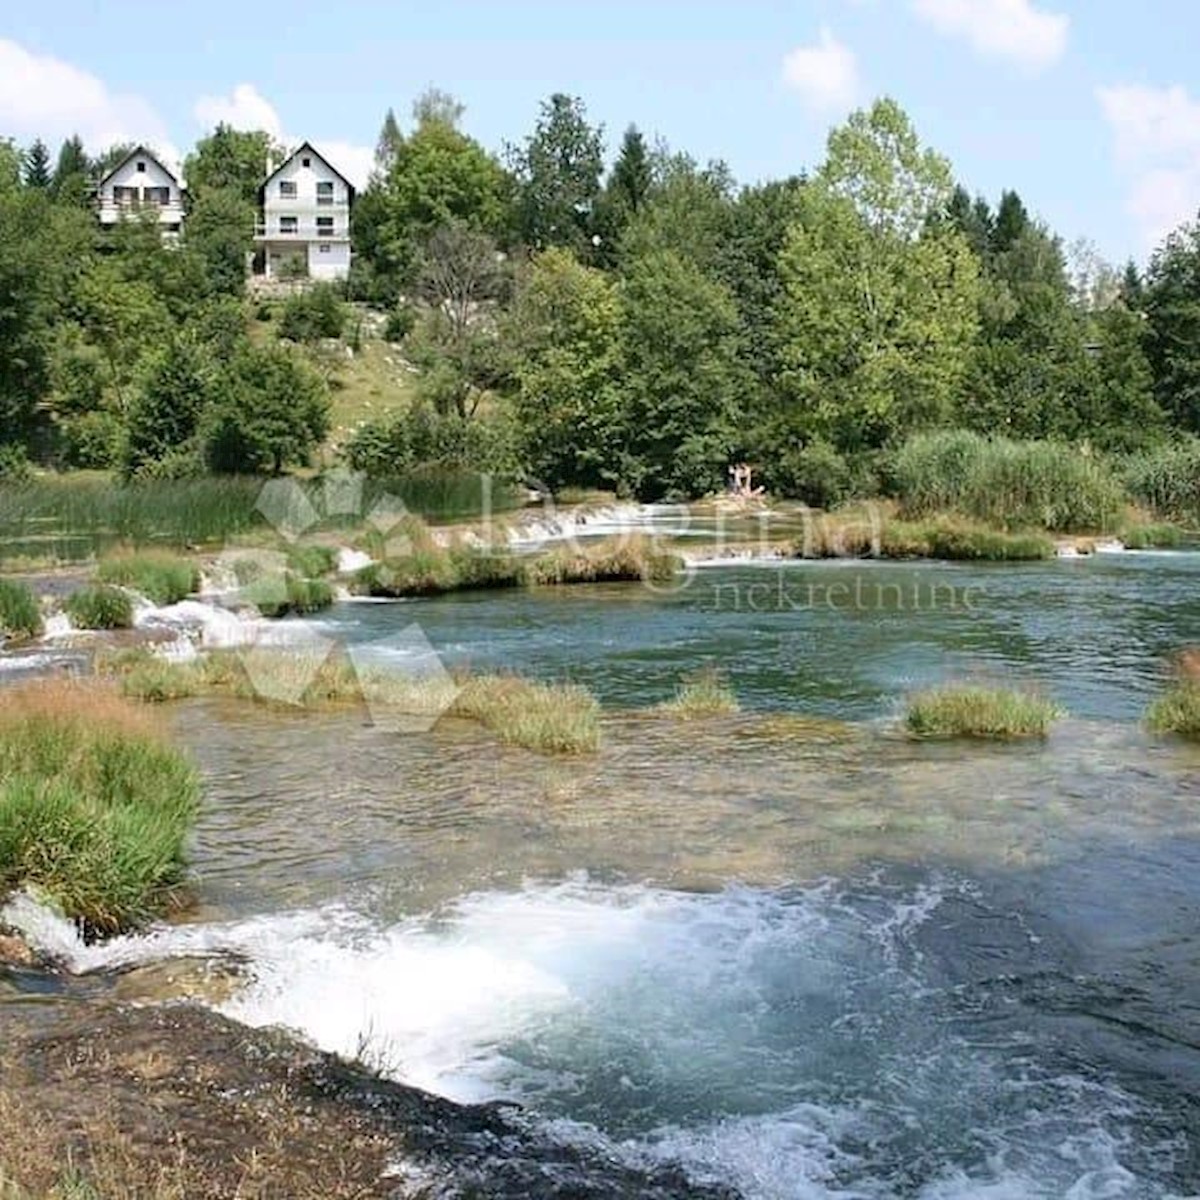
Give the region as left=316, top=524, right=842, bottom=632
left=96, top=553, right=200, bottom=605
left=277, top=283, right=346, bottom=342
left=1120, top=522, right=1189, bottom=549
left=285, top=544, right=337, bottom=579
left=246, top=573, right=335, bottom=618
left=58, top=410, right=124, bottom=470
left=383, top=303, right=417, bottom=342
left=891, top=431, right=1124, bottom=532
left=905, top=685, right=1063, bottom=740
left=65, top=585, right=134, bottom=629
left=0, top=444, right=33, bottom=483
left=656, top=668, right=739, bottom=718
left=1146, top=681, right=1200, bottom=739
left=0, top=580, right=41, bottom=640
left=0, top=681, right=200, bottom=933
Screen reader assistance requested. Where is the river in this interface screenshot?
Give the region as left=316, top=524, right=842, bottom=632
left=5, top=550, right=1200, bottom=1197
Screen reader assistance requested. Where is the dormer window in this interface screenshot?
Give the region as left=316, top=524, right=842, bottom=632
left=136, top=161, right=146, bottom=172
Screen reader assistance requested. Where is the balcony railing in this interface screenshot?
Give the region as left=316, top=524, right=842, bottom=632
left=254, top=222, right=350, bottom=240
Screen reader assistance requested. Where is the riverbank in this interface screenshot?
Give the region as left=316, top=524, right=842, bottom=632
left=0, top=1001, right=736, bottom=1199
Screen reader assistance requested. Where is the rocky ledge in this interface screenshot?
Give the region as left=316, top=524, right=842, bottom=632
left=0, top=1000, right=738, bottom=1199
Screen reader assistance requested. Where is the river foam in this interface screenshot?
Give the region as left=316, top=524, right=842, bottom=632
left=5, top=877, right=1193, bottom=1198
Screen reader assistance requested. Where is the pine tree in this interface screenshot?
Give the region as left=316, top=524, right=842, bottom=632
left=23, top=139, right=51, bottom=188
left=373, top=107, right=404, bottom=177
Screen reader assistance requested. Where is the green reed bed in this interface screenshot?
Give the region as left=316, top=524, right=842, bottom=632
left=0, top=580, right=41, bottom=640
left=0, top=477, right=267, bottom=562
left=96, top=552, right=201, bottom=605
left=0, top=680, right=200, bottom=933
left=905, top=685, right=1063, bottom=740
left=64, top=584, right=135, bottom=630
left=352, top=525, right=681, bottom=599
left=1123, top=439, right=1200, bottom=526
left=890, top=431, right=1125, bottom=533
left=793, top=515, right=1054, bottom=562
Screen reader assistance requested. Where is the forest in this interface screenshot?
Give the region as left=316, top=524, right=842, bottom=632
left=2, top=91, right=1199, bottom=514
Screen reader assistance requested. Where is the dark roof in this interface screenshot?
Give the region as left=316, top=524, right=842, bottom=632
left=258, top=141, right=356, bottom=204
left=97, top=145, right=180, bottom=188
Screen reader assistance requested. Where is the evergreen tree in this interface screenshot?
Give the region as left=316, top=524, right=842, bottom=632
left=373, top=107, right=404, bottom=177
left=22, top=139, right=51, bottom=188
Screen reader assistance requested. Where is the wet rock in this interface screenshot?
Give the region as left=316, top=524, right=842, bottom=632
left=0, top=930, right=36, bottom=968
left=0, top=1002, right=738, bottom=1199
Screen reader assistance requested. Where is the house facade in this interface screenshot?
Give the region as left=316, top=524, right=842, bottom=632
left=96, top=147, right=185, bottom=234
left=255, top=142, right=353, bottom=281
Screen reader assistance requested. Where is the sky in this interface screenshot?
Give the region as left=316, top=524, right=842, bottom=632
left=1, top=0, right=1198, bottom=265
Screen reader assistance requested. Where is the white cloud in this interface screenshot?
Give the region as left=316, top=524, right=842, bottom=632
left=781, top=26, right=861, bottom=114
left=193, top=84, right=371, bottom=189
left=312, top=141, right=373, bottom=191
left=193, top=83, right=284, bottom=140
left=0, top=38, right=175, bottom=160
left=911, top=0, right=1068, bottom=70
left=1097, top=83, right=1200, bottom=251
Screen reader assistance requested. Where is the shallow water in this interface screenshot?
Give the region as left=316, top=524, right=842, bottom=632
left=5, top=551, right=1200, bottom=1197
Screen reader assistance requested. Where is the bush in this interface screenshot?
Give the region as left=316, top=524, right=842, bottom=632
left=65, top=584, right=134, bottom=630
left=905, top=685, right=1063, bottom=740
left=760, top=440, right=878, bottom=508
left=59, top=410, right=124, bottom=470
left=245, top=573, right=335, bottom=618
left=96, top=553, right=200, bottom=605
left=0, top=681, right=200, bottom=933
left=656, top=668, right=739, bottom=718
left=891, top=431, right=1125, bottom=532
left=0, top=444, right=33, bottom=484
left=383, top=303, right=417, bottom=343
left=277, top=284, right=346, bottom=343
left=344, top=404, right=523, bottom=480
left=1123, top=439, right=1200, bottom=525
left=0, top=580, right=41, bottom=639
left=286, top=544, right=338, bottom=579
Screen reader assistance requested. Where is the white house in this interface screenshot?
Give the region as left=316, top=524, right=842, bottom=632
left=255, top=142, right=354, bottom=281
left=95, top=147, right=185, bottom=234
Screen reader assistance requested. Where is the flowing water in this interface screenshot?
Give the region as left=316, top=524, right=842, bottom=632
left=5, top=550, right=1200, bottom=1197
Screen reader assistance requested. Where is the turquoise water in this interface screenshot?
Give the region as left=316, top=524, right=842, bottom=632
left=321, top=553, right=1200, bottom=721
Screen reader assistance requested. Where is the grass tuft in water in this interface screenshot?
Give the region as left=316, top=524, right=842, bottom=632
left=0, top=680, right=199, bottom=933
left=0, top=580, right=41, bottom=640
left=451, top=675, right=601, bottom=754
left=904, top=685, right=1063, bottom=740
left=64, top=584, right=135, bottom=630
left=1146, top=680, right=1200, bottom=740
left=656, top=668, right=740, bottom=719
left=96, top=552, right=201, bottom=605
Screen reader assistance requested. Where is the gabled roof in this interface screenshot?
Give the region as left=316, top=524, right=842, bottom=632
left=97, top=145, right=182, bottom=189
left=258, top=141, right=355, bottom=203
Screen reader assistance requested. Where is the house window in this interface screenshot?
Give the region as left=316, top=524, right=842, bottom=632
left=301, top=156, right=311, bottom=168
left=280, top=216, right=298, bottom=235
left=143, top=187, right=170, bottom=206
left=319, top=244, right=331, bottom=253
left=316, top=216, right=334, bottom=236
left=136, top=161, right=146, bottom=172
left=280, top=180, right=297, bottom=198
left=113, top=185, right=139, bottom=207
left=316, top=180, right=334, bottom=206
